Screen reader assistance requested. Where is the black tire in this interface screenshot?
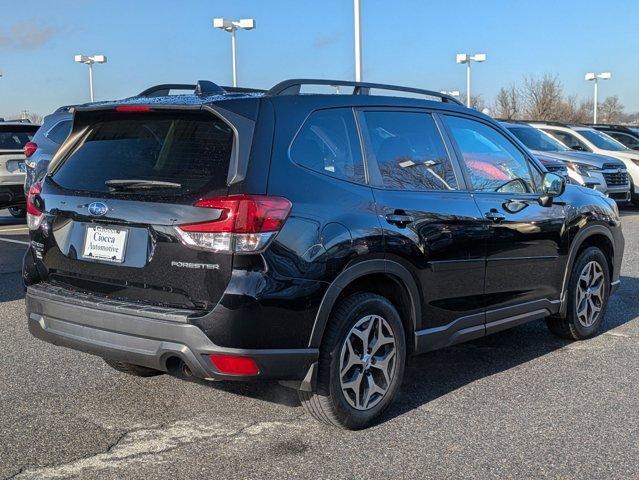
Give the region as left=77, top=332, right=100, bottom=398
left=546, top=246, right=610, bottom=340
left=103, top=358, right=164, bottom=377
left=8, top=206, right=26, bottom=218
left=299, top=293, right=406, bottom=429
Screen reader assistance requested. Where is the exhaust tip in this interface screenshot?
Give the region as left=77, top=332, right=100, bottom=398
left=181, top=363, right=193, bottom=378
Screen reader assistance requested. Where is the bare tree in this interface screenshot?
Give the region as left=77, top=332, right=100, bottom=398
left=598, top=96, right=624, bottom=123
left=560, top=95, right=592, bottom=123
left=522, top=75, right=565, bottom=121
left=494, top=85, right=521, bottom=119
left=459, top=93, right=486, bottom=112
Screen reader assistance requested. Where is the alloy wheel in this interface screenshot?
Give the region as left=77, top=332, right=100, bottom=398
left=339, top=314, right=397, bottom=411
left=576, top=260, right=605, bottom=327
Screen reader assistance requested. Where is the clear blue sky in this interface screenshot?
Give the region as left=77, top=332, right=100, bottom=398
left=2, top=0, right=638, bottom=118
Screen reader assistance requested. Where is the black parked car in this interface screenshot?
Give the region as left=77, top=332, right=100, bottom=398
left=24, top=79, right=624, bottom=429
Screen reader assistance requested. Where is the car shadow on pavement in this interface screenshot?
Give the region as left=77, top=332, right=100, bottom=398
left=381, top=274, right=639, bottom=424
left=181, top=275, right=639, bottom=421
left=0, top=280, right=25, bottom=303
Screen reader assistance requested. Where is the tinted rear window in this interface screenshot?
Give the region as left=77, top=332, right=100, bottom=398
left=0, top=125, right=38, bottom=150
left=52, top=112, right=234, bottom=196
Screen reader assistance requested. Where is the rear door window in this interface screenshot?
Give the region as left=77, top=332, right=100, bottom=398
left=544, top=129, right=590, bottom=152
left=46, top=120, right=72, bottom=144
left=51, top=112, right=234, bottom=197
left=360, top=111, right=458, bottom=191
left=289, top=108, right=365, bottom=183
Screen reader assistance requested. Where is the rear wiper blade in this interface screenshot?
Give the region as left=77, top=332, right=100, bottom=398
left=105, top=179, right=182, bottom=190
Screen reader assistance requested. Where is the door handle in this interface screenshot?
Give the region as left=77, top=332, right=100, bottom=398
left=385, top=212, right=414, bottom=227
left=484, top=209, right=506, bottom=223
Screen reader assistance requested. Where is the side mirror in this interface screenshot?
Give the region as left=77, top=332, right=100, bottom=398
left=571, top=145, right=585, bottom=151
left=539, top=172, right=565, bottom=207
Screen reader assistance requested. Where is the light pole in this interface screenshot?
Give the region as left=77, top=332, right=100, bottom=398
left=213, top=18, right=256, bottom=87
left=456, top=53, right=486, bottom=108
left=585, top=72, right=611, bottom=123
left=354, top=0, right=362, bottom=81
left=74, top=54, right=107, bottom=102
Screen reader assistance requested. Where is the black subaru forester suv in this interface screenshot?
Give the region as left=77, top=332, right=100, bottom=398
left=24, top=79, right=624, bottom=429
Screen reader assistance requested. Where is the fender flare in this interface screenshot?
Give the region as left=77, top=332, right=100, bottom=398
left=307, top=259, right=421, bottom=348
left=559, top=224, right=615, bottom=315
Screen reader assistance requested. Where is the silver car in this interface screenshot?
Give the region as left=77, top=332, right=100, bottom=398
left=0, top=121, right=40, bottom=217
left=502, top=121, right=631, bottom=203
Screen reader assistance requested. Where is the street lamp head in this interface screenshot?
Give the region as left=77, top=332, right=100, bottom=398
left=74, top=54, right=107, bottom=65
left=238, top=18, right=255, bottom=30
left=456, top=53, right=470, bottom=64
left=585, top=72, right=596, bottom=81
left=213, top=17, right=234, bottom=31
left=471, top=53, right=486, bottom=62
left=213, top=17, right=255, bottom=32
left=598, top=72, right=612, bottom=80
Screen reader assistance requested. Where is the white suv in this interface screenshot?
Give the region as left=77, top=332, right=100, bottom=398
left=531, top=122, right=639, bottom=205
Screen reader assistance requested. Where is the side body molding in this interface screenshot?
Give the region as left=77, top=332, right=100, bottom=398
left=307, top=259, right=421, bottom=348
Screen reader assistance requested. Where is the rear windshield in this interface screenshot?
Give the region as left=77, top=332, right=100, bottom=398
left=0, top=124, right=38, bottom=150
left=51, top=112, right=234, bottom=196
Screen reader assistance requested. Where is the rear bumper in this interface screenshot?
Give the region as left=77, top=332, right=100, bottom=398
left=26, top=282, right=318, bottom=382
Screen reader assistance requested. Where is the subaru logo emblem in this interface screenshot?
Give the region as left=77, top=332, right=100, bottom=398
left=88, top=202, right=108, bottom=217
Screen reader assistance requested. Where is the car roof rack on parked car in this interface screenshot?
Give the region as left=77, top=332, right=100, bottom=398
left=138, top=81, right=266, bottom=98
left=587, top=123, right=638, bottom=132
left=265, top=78, right=465, bottom=105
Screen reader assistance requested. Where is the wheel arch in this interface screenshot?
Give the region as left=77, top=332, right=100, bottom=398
left=308, top=259, right=421, bottom=351
left=559, top=224, right=615, bottom=316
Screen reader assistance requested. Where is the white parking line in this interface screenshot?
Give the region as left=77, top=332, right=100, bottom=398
left=0, top=237, right=29, bottom=246
left=0, top=227, right=29, bottom=233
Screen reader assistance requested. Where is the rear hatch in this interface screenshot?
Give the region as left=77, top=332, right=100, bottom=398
left=35, top=107, right=245, bottom=311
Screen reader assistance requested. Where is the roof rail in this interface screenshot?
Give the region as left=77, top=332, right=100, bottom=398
left=138, top=81, right=265, bottom=98
left=587, top=123, right=634, bottom=131
left=525, top=120, right=573, bottom=127
left=266, top=79, right=464, bottom=105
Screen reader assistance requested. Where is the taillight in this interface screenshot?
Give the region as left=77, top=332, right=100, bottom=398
left=24, top=141, right=37, bottom=158
left=26, top=181, right=44, bottom=230
left=175, top=194, right=292, bottom=253
left=209, top=354, right=259, bottom=376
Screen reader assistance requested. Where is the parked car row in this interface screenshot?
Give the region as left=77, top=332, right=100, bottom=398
left=22, top=79, right=624, bottom=429
left=501, top=121, right=632, bottom=203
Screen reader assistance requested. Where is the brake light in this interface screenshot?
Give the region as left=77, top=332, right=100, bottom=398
left=209, top=354, right=259, bottom=376
left=26, top=181, right=44, bottom=230
left=24, top=141, right=37, bottom=158
left=115, top=105, right=152, bottom=113
left=175, top=195, right=292, bottom=253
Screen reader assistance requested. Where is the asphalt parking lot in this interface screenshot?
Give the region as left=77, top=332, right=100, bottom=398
left=1, top=208, right=638, bottom=480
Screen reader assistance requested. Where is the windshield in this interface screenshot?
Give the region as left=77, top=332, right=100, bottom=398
left=578, top=129, right=628, bottom=151
left=507, top=126, right=568, bottom=152
left=0, top=125, right=38, bottom=150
